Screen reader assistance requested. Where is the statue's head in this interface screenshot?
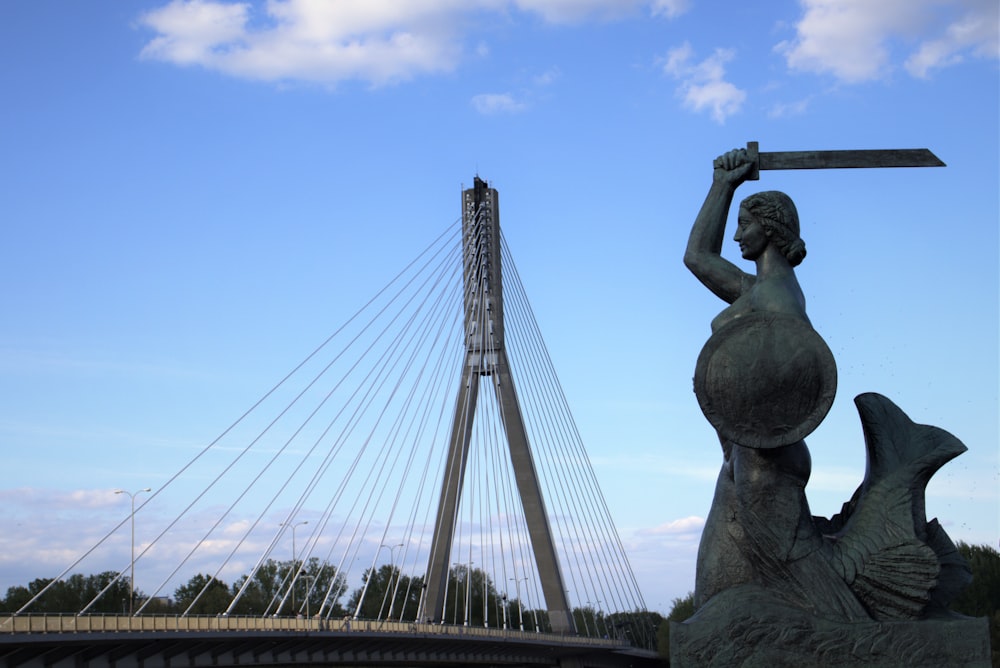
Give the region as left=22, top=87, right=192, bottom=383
left=740, top=191, right=807, bottom=267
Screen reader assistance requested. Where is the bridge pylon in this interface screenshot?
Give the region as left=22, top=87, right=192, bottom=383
left=419, top=177, right=576, bottom=634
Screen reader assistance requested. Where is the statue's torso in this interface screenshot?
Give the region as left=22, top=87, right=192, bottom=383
left=711, top=271, right=809, bottom=332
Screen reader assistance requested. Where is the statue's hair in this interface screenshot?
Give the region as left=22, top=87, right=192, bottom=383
left=740, top=190, right=807, bottom=267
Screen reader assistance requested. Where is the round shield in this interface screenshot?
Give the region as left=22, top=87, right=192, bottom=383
left=694, top=312, right=837, bottom=448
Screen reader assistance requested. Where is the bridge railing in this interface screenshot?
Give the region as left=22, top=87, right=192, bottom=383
left=0, top=614, right=628, bottom=647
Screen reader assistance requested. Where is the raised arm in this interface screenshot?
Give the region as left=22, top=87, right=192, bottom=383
left=684, top=149, right=755, bottom=304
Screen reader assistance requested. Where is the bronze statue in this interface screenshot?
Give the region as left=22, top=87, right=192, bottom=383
left=671, top=147, right=989, bottom=666
left=684, top=147, right=857, bottom=616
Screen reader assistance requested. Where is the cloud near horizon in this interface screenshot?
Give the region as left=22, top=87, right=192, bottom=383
left=637, top=515, right=704, bottom=536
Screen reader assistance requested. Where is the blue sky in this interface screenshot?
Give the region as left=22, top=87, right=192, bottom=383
left=1, top=0, right=997, bottom=614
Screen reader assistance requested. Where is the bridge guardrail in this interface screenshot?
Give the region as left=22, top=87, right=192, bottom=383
left=0, top=614, right=627, bottom=647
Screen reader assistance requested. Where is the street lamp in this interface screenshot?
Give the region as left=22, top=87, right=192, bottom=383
left=586, top=600, right=603, bottom=637
left=380, top=542, right=404, bottom=568
left=463, top=561, right=474, bottom=627
left=379, top=542, right=403, bottom=620
left=301, top=575, right=314, bottom=618
left=280, top=521, right=308, bottom=615
left=450, top=560, right=473, bottom=626
left=115, top=487, right=151, bottom=616
left=509, top=577, right=527, bottom=631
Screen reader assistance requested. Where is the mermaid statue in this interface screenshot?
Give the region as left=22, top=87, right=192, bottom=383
left=670, top=147, right=989, bottom=666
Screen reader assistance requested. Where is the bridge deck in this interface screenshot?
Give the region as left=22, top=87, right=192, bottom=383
left=0, top=616, right=660, bottom=668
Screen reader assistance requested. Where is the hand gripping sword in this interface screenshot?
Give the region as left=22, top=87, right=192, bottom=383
left=745, top=141, right=945, bottom=180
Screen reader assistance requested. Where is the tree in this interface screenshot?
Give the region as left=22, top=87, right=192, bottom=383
left=572, top=604, right=609, bottom=637
left=498, top=596, right=545, bottom=632
left=347, top=564, right=422, bottom=621
left=230, top=558, right=346, bottom=617
left=0, top=572, right=133, bottom=614
left=1, top=585, right=32, bottom=613
left=290, top=557, right=346, bottom=618
left=951, top=542, right=1000, bottom=617
left=439, top=564, right=502, bottom=627
left=950, top=542, right=1000, bottom=665
left=64, top=572, right=136, bottom=614
left=173, top=574, right=230, bottom=615
left=0, top=579, right=52, bottom=614
left=361, top=564, right=506, bottom=626
left=522, top=607, right=549, bottom=633
left=605, top=609, right=663, bottom=649
left=656, top=591, right=695, bottom=659
left=230, top=559, right=282, bottom=616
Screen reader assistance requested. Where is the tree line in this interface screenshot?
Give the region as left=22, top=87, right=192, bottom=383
left=0, top=559, right=661, bottom=645
left=0, top=558, right=342, bottom=618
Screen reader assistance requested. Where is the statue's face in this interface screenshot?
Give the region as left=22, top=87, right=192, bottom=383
left=735, top=208, right=768, bottom=260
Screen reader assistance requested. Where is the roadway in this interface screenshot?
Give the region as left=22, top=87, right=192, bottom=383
left=0, top=615, right=663, bottom=668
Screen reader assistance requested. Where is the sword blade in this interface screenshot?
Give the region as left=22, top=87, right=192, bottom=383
left=760, top=148, right=945, bottom=171
left=745, top=142, right=945, bottom=180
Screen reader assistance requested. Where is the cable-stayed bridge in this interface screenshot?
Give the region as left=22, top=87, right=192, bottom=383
left=2, top=178, right=660, bottom=667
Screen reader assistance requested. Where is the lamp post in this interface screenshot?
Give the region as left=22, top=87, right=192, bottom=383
left=450, top=561, right=473, bottom=626
left=378, top=543, right=403, bottom=579
left=115, top=487, right=151, bottom=616
left=586, top=600, right=603, bottom=637
left=380, top=542, right=403, bottom=569
left=380, top=542, right=403, bottom=620
left=509, top=577, right=527, bottom=631
left=464, top=561, right=474, bottom=627
left=302, top=575, right=314, bottom=618
left=280, top=521, right=308, bottom=615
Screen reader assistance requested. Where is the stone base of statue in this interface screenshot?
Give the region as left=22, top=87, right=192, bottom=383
left=670, top=585, right=991, bottom=667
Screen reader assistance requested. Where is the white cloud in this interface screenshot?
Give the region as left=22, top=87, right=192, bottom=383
left=661, top=42, right=747, bottom=123
left=471, top=92, right=529, bottom=114
left=638, top=515, right=705, bottom=536
left=767, top=96, right=812, bottom=118
left=511, top=0, right=646, bottom=23
left=620, top=516, right=703, bottom=606
left=140, top=0, right=250, bottom=66
left=777, top=0, right=919, bottom=82
left=650, top=0, right=690, bottom=20
left=905, top=1, right=1000, bottom=77
left=778, top=0, right=999, bottom=82
left=138, top=0, right=687, bottom=87
left=662, top=41, right=694, bottom=77
left=139, top=0, right=480, bottom=86
left=0, top=488, right=128, bottom=591
left=0, top=486, right=125, bottom=511
left=533, top=66, right=561, bottom=86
